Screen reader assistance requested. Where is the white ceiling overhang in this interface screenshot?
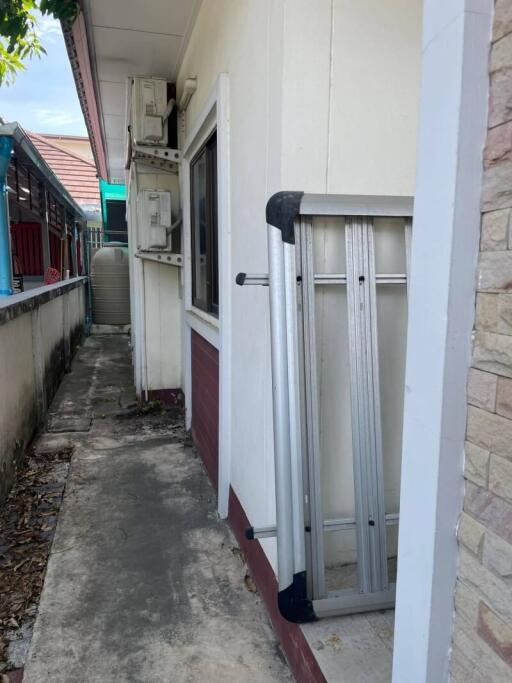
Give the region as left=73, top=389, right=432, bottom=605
left=76, top=0, right=201, bottom=183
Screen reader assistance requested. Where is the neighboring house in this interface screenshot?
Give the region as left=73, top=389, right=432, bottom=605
left=35, top=132, right=94, bottom=163
left=61, top=1, right=509, bottom=682
left=28, top=132, right=101, bottom=230
left=0, top=122, right=86, bottom=293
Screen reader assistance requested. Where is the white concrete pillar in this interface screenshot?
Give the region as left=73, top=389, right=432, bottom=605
left=392, top=2, right=493, bottom=681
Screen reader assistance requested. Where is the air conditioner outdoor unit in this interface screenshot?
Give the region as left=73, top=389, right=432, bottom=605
left=139, top=190, right=171, bottom=250
left=132, top=77, right=169, bottom=147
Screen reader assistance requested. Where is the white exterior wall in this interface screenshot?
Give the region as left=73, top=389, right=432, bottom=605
left=281, top=0, right=421, bottom=196
left=178, top=0, right=285, bottom=564
left=178, top=0, right=421, bottom=571
left=280, top=0, right=422, bottom=568
left=127, top=165, right=182, bottom=396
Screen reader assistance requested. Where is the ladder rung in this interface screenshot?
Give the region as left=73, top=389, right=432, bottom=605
left=236, top=272, right=269, bottom=286
left=324, top=513, right=399, bottom=533
left=236, top=272, right=407, bottom=286
left=314, top=274, right=407, bottom=285
left=246, top=513, right=399, bottom=539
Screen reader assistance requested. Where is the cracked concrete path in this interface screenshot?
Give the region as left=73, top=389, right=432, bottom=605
left=23, top=335, right=292, bottom=683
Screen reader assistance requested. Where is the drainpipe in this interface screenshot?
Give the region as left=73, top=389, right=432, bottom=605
left=178, top=78, right=197, bottom=111
left=0, top=136, right=13, bottom=296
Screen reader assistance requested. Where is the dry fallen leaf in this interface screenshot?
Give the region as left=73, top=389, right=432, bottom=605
left=325, top=633, right=343, bottom=651
left=0, top=445, right=73, bottom=667
left=244, top=573, right=257, bottom=593
left=230, top=546, right=245, bottom=565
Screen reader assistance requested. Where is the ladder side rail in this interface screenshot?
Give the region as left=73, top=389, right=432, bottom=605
left=387, top=215, right=413, bottom=537
left=294, top=230, right=315, bottom=598
left=363, top=218, right=389, bottom=591
left=283, top=238, right=306, bottom=577
left=346, top=218, right=372, bottom=593
left=267, top=225, right=295, bottom=596
left=300, top=216, right=326, bottom=600
left=404, top=217, right=413, bottom=288
left=358, top=220, right=377, bottom=590
left=346, top=217, right=389, bottom=594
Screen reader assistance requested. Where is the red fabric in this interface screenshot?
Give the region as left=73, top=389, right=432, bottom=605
left=10, top=223, right=43, bottom=276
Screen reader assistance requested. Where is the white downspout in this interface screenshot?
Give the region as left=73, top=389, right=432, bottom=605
left=178, top=79, right=197, bottom=113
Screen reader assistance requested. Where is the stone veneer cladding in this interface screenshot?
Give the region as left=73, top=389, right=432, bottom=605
left=451, top=2, right=512, bottom=680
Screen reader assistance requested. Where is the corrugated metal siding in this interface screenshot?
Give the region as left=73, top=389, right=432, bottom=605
left=191, top=330, right=219, bottom=489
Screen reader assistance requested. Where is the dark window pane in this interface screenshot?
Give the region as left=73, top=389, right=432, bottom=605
left=105, top=200, right=128, bottom=243
left=209, top=138, right=219, bottom=312
left=191, top=131, right=218, bottom=315
left=191, top=148, right=208, bottom=310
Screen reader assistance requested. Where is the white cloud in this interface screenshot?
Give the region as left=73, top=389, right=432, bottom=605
left=35, top=14, right=62, bottom=43
left=34, top=108, right=80, bottom=127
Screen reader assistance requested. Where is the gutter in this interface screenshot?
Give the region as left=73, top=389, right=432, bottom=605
left=61, top=12, right=108, bottom=180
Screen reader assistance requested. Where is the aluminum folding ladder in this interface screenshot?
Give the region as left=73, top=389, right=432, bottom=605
left=237, top=192, right=413, bottom=622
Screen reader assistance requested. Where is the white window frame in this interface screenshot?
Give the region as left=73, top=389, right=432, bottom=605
left=181, top=74, right=232, bottom=518
left=183, top=108, right=220, bottom=334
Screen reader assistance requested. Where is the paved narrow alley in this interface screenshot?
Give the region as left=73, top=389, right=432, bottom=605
left=22, top=335, right=292, bottom=683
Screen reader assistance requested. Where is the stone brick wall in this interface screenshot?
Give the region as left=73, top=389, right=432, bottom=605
left=451, top=3, right=512, bottom=680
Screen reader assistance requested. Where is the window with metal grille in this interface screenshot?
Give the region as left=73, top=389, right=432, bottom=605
left=105, top=199, right=128, bottom=243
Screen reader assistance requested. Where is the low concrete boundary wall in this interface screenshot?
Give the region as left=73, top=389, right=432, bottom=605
left=0, top=277, right=87, bottom=502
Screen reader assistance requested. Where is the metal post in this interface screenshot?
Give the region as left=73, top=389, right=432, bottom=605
left=0, top=136, right=13, bottom=296
left=61, top=235, right=66, bottom=279
left=41, top=188, right=51, bottom=274
left=70, top=222, right=78, bottom=276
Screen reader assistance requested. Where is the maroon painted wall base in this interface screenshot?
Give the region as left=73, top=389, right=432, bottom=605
left=146, top=388, right=184, bottom=407
left=191, top=330, right=219, bottom=489
left=228, top=487, right=326, bottom=683
left=189, top=328, right=324, bottom=681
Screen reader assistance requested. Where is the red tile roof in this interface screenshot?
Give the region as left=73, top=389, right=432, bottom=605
left=28, top=132, right=100, bottom=206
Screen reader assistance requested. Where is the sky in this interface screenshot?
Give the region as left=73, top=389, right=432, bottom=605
left=0, top=13, right=87, bottom=136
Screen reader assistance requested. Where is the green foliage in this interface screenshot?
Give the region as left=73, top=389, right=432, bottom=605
left=0, top=0, right=79, bottom=85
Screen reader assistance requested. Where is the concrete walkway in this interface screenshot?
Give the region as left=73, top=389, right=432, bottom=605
left=23, top=335, right=292, bottom=683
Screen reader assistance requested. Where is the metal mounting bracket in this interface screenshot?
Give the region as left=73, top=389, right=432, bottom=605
left=132, top=145, right=181, bottom=174
left=135, top=251, right=183, bottom=267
